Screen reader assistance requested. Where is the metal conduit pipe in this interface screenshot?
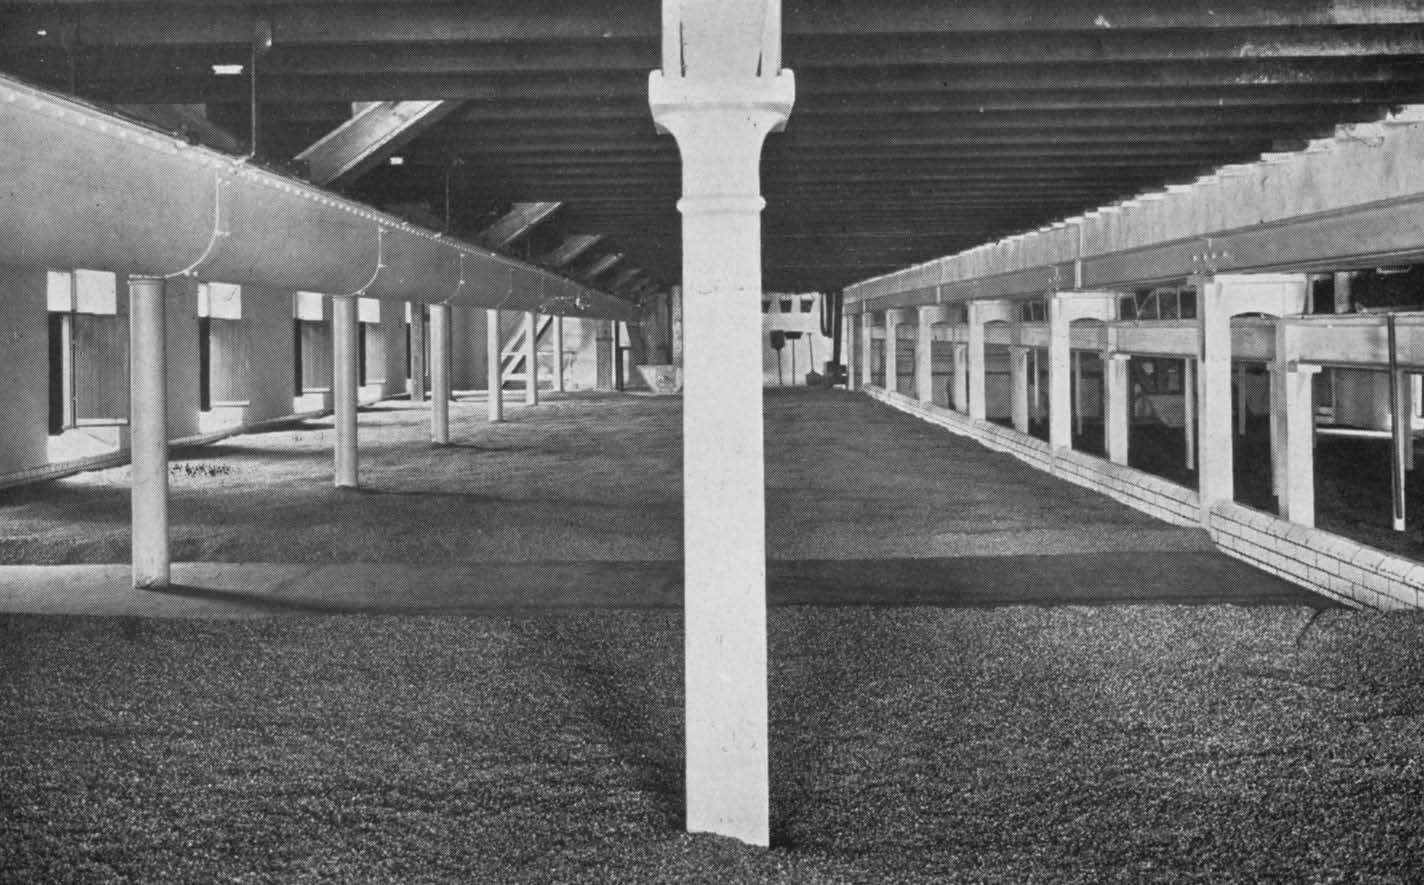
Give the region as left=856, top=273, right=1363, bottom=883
left=0, top=73, right=637, bottom=322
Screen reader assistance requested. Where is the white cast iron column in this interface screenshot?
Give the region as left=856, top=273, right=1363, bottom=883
left=486, top=309, right=503, bottom=422
left=408, top=302, right=426, bottom=402
left=429, top=302, right=451, bottom=444
left=650, top=0, right=794, bottom=846
left=129, top=276, right=169, bottom=588
left=331, top=293, right=359, bottom=488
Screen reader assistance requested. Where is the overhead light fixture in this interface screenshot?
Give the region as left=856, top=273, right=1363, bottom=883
left=389, top=156, right=405, bottom=166
left=211, top=63, right=244, bottom=76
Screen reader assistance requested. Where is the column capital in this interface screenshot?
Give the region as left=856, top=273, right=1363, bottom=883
left=649, top=71, right=795, bottom=201
left=648, top=71, right=795, bottom=130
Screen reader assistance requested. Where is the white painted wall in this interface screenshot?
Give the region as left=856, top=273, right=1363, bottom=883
left=761, top=292, right=834, bottom=387
left=0, top=262, right=51, bottom=477
left=242, top=286, right=299, bottom=422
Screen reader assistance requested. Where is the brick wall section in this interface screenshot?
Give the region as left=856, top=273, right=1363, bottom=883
left=1208, top=501, right=1422, bottom=611
left=866, top=385, right=1423, bottom=610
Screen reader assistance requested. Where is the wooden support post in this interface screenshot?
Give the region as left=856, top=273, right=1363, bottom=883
left=1009, top=345, right=1029, bottom=433
left=916, top=308, right=934, bottom=404
left=1198, top=281, right=1235, bottom=513
left=967, top=304, right=987, bottom=420
left=1183, top=357, right=1197, bottom=470
left=1048, top=297, right=1072, bottom=447
left=1105, top=353, right=1130, bottom=465
left=883, top=311, right=899, bottom=395
left=951, top=341, right=968, bottom=412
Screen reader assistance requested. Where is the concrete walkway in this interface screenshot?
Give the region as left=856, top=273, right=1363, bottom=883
left=0, top=390, right=1329, bottom=616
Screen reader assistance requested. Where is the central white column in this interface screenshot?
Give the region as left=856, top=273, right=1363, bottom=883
left=129, top=276, right=169, bottom=589
left=331, top=294, right=359, bottom=488
left=429, top=302, right=451, bottom=444
left=650, top=2, right=793, bottom=845
left=486, top=309, right=503, bottom=422
left=1183, top=357, right=1197, bottom=469
left=523, top=310, right=539, bottom=406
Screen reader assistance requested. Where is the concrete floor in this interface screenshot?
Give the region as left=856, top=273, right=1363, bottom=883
left=0, top=389, right=1324, bottom=614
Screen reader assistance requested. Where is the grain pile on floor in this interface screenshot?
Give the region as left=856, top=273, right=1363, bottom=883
left=3, top=606, right=1422, bottom=882
left=0, top=390, right=1212, bottom=565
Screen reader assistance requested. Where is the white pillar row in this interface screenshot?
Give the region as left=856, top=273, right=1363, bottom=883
left=883, top=309, right=902, bottom=395
left=486, top=309, right=503, bottom=423
left=1193, top=274, right=1309, bottom=517
left=523, top=311, right=539, bottom=406
left=129, top=276, right=170, bottom=589
left=1048, top=292, right=1118, bottom=450
left=860, top=312, right=874, bottom=388
left=649, top=10, right=794, bottom=846
left=1269, top=360, right=1285, bottom=497
left=1182, top=356, right=1197, bottom=470
left=952, top=341, right=969, bottom=412
left=429, top=302, right=451, bottom=444
left=1280, top=367, right=1320, bottom=526
left=408, top=302, right=426, bottom=402
left=916, top=309, right=933, bottom=402
left=917, top=305, right=951, bottom=405
left=552, top=315, right=565, bottom=393
left=1104, top=352, right=1131, bottom=465
left=1009, top=345, right=1030, bottom=433
left=966, top=303, right=987, bottom=420
left=1048, top=297, right=1073, bottom=448
left=331, top=293, right=360, bottom=489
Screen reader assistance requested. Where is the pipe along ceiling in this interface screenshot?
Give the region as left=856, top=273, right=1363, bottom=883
left=0, top=73, right=638, bottom=321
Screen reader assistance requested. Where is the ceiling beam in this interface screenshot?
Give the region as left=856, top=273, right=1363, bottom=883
left=537, top=233, right=603, bottom=268
left=60, top=56, right=1424, bottom=102
left=294, top=99, right=458, bottom=186
left=583, top=252, right=624, bottom=280
left=477, top=201, right=563, bottom=250
left=11, top=2, right=1424, bottom=50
